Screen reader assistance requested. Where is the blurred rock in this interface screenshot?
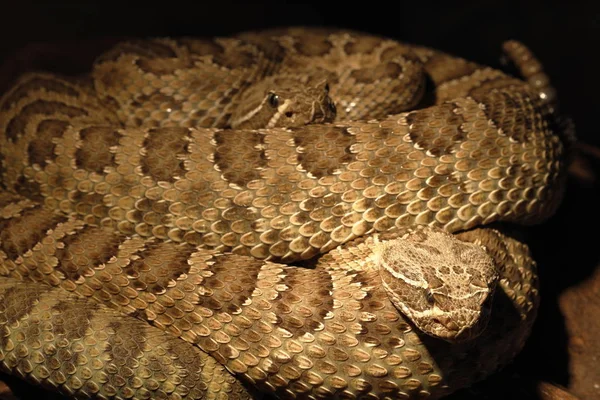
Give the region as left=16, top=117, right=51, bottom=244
left=560, top=264, right=600, bottom=399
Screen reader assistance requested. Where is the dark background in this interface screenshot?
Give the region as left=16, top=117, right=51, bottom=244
left=0, top=1, right=599, bottom=399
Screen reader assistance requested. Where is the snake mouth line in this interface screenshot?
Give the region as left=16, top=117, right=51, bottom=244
left=430, top=316, right=473, bottom=342
left=432, top=317, right=459, bottom=332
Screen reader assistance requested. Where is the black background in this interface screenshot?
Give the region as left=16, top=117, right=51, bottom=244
left=0, top=1, right=599, bottom=399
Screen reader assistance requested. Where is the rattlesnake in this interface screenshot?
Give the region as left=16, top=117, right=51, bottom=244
left=0, top=26, right=571, bottom=400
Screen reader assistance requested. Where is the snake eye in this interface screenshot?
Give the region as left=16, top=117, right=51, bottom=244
left=425, top=289, right=435, bottom=304
left=327, top=98, right=336, bottom=114
left=324, top=83, right=330, bottom=93
left=268, top=92, right=279, bottom=108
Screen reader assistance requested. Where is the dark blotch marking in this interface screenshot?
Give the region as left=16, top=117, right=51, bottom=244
left=99, top=95, right=121, bottom=115
left=131, top=93, right=185, bottom=119
left=480, top=90, right=538, bottom=143
left=51, top=299, right=97, bottom=342
left=197, top=254, right=264, bottom=313
left=96, top=39, right=178, bottom=64
left=0, top=205, right=66, bottom=260
left=0, top=285, right=50, bottom=348
left=406, top=102, right=466, bottom=156
left=293, top=35, right=333, bottom=57
left=213, top=49, right=258, bottom=70
left=55, top=226, right=124, bottom=280
left=141, top=127, right=190, bottom=182
left=466, top=75, right=526, bottom=104
left=343, top=36, right=384, bottom=56
left=439, top=266, right=451, bottom=275
left=1, top=77, right=80, bottom=112
left=0, top=192, right=24, bottom=208
left=6, top=100, right=88, bottom=143
left=135, top=57, right=192, bottom=75
left=106, top=320, right=146, bottom=373
left=76, top=126, right=121, bottom=173
left=124, top=241, right=195, bottom=294
left=236, top=32, right=286, bottom=64
left=71, top=192, right=110, bottom=221
left=352, top=269, right=407, bottom=320
left=179, top=38, right=225, bottom=57
left=96, top=66, right=131, bottom=95
left=213, top=130, right=266, bottom=187
left=14, top=176, right=43, bottom=202
left=350, top=62, right=403, bottom=84
left=422, top=54, right=482, bottom=86
left=452, top=265, right=465, bottom=274
left=191, top=108, right=207, bottom=119
left=28, top=119, right=70, bottom=167
left=293, top=125, right=357, bottom=178
left=275, top=267, right=333, bottom=337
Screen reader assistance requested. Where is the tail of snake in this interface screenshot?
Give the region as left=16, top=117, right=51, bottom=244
left=0, top=27, right=571, bottom=399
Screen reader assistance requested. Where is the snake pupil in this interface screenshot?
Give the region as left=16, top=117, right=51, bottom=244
left=268, top=92, right=279, bottom=108
left=328, top=98, right=336, bottom=114
left=425, top=289, right=435, bottom=304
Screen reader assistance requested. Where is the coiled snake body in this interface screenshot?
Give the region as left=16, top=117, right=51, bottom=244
left=0, top=27, right=570, bottom=399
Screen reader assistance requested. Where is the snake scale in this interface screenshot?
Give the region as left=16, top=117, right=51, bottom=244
left=0, top=26, right=571, bottom=399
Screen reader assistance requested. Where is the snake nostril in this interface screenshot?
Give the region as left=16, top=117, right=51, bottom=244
left=285, top=111, right=293, bottom=118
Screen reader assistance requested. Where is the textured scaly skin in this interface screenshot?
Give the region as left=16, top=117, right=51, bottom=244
left=0, top=27, right=570, bottom=399
left=0, top=200, right=539, bottom=400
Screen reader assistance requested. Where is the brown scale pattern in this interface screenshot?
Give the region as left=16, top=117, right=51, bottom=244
left=5, top=100, right=88, bottom=142
left=0, top=201, right=541, bottom=400
left=405, top=101, right=466, bottom=156
left=141, top=127, right=191, bottom=182
left=292, top=125, right=358, bottom=178
left=0, top=27, right=571, bottom=400
left=54, top=225, right=124, bottom=280
left=0, top=205, right=66, bottom=260
left=92, top=37, right=280, bottom=130
left=237, top=27, right=427, bottom=121
left=213, top=129, right=267, bottom=186
left=0, top=72, right=120, bottom=196
left=75, top=125, right=121, bottom=173
left=480, top=89, right=543, bottom=143
left=0, top=279, right=254, bottom=400
left=28, top=119, right=71, bottom=167
left=12, top=89, right=562, bottom=265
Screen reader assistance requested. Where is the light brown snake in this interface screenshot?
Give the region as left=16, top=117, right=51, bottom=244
left=0, top=26, right=572, bottom=399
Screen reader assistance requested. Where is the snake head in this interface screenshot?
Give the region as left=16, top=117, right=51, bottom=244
left=229, top=74, right=336, bottom=129
left=375, top=226, right=499, bottom=343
